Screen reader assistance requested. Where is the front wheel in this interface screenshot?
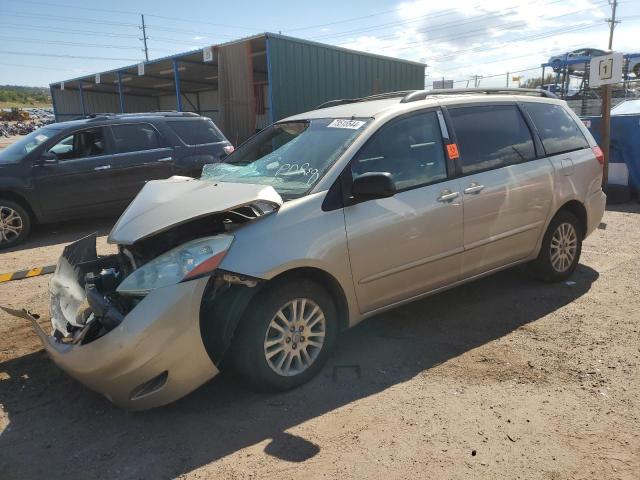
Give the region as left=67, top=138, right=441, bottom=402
left=529, top=210, right=583, bottom=282
left=0, top=200, right=31, bottom=250
left=231, top=278, right=338, bottom=392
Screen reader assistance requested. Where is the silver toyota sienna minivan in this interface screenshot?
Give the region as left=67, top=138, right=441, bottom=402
left=21, top=88, right=606, bottom=410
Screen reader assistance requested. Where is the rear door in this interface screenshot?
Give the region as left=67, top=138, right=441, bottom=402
left=446, top=103, right=554, bottom=277
left=107, top=122, right=175, bottom=203
left=344, top=109, right=465, bottom=314
left=33, top=126, right=120, bottom=219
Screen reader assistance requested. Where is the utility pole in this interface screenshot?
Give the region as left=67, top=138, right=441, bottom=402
left=601, top=0, right=619, bottom=189
left=140, top=14, right=149, bottom=62
left=506, top=72, right=509, bottom=88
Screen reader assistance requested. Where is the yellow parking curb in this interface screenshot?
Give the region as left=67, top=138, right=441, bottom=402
left=0, top=265, right=56, bottom=283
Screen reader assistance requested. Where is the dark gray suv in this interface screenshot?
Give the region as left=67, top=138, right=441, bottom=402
left=0, top=112, right=232, bottom=248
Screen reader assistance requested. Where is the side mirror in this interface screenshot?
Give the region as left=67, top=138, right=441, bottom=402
left=352, top=172, right=396, bottom=200
left=38, top=151, right=58, bottom=165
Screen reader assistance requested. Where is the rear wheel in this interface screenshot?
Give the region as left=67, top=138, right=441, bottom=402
left=529, top=210, right=582, bottom=282
left=232, top=278, right=337, bottom=392
left=0, top=200, right=31, bottom=250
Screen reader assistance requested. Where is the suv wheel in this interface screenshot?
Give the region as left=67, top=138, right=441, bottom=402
left=232, top=278, right=337, bottom=392
left=0, top=200, right=31, bottom=250
left=529, top=210, right=582, bottom=282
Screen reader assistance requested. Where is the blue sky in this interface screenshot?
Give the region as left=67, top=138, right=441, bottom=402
left=1, top=0, right=639, bottom=88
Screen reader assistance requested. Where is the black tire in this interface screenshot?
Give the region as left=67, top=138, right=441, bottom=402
left=529, top=210, right=583, bottom=283
left=0, top=200, right=31, bottom=250
left=231, top=277, right=338, bottom=392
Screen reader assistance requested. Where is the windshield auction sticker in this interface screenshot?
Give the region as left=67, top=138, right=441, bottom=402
left=327, top=119, right=366, bottom=129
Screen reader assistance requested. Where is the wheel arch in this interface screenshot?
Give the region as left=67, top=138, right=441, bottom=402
left=557, top=199, right=587, bottom=238
left=199, top=266, right=350, bottom=368
left=0, top=190, right=36, bottom=222
left=269, top=266, right=350, bottom=332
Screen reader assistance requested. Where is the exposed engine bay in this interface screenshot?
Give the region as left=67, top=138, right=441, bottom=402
left=51, top=204, right=270, bottom=346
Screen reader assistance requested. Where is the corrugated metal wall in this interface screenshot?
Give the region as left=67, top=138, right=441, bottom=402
left=52, top=88, right=157, bottom=121
left=267, top=35, right=425, bottom=121
left=218, top=42, right=256, bottom=145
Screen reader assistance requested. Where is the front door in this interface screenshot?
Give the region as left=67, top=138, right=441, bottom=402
left=344, top=110, right=465, bottom=314
left=33, top=126, right=120, bottom=220
left=446, top=103, right=554, bottom=277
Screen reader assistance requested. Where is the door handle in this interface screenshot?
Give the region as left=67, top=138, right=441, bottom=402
left=94, top=165, right=111, bottom=171
left=464, top=182, right=485, bottom=194
left=157, top=157, right=172, bottom=162
left=437, top=190, right=459, bottom=202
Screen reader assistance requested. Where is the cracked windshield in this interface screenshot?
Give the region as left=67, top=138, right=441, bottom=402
left=201, top=118, right=370, bottom=198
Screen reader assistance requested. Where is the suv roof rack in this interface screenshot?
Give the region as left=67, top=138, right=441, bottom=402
left=314, top=88, right=558, bottom=111
left=315, top=91, right=414, bottom=110
left=84, top=111, right=200, bottom=121
left=401, top=88, right=559, bottom=103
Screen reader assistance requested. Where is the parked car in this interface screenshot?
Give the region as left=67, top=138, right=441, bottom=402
left=549, top=49, right=640, bottom=77
left=548, top=48, right=609, bottom=73
left=25, top=89, right=605, bottom=410
left=0, top=112, right=233, bottom=248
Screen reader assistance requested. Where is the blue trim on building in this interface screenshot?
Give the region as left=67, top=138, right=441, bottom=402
left=78, top=81, right=86, bottom=116
left=117, top=71, right=125, bottom=113
left=173, top=60, right=183, bottom=112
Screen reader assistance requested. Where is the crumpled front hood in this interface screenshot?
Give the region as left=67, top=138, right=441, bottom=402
left=108, top=177, right=282, bottom=245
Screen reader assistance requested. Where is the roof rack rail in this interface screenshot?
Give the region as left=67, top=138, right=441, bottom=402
left=83, top=111, right=199, bottom=121
left=401, top=87, right=558, bottom=103
left=315, top=90, right=415, bottom=110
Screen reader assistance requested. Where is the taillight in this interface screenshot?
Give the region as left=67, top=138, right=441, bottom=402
left=592, top=146, right=604, bottom=166
left=223, top=145, right=235, bottom=155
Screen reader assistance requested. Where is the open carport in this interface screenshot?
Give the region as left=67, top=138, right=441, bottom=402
left=49, top=33, right=425, bottom=145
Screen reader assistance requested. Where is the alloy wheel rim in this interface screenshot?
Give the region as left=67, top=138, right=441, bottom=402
left=0, top=206, right=23, bottom=243
left=263, top=298, right=326, bottom=377
left=550, top=222, right=577, bottom=273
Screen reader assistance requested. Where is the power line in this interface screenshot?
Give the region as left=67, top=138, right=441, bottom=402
left=0, top=51, right=141, bottom=62
left=0, top=36, right=142, bottom=50
left=310, top=0, right=572, bottom=41
left=0, top=62, right=72, bottom=72
left=1, top=11, right=140, bottom=28
left=0, top=23, right=141, bottom=39
left=285, top=7, right=401, bottom=32
left=426, top=22, right=603, bottom=63
left=356, top=1, right=608, bottom=52
left=15, top=0, right=260, bottom=31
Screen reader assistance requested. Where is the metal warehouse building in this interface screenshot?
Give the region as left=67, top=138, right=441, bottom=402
left=50, top=33, right=425, bottom=144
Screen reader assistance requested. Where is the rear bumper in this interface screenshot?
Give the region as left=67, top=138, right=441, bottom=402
left=35, top=237, right=219, bottom=411
left=585, top=189, right=607, bottom=238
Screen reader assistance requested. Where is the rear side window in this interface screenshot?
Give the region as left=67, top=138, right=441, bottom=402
left=167, top=119, right=224, bottom=145
left=351, top=111, right=447, bottom=190
left=524, top=102, right=589, bottom=156
left=449, top=104, right=536, bottom=174
left=111, top=123, right=161, bottom=153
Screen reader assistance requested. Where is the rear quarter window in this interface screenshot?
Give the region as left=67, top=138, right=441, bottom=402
left=523, top=102, right=589, bottom=156
left=167, top=119, right=225, bottom=145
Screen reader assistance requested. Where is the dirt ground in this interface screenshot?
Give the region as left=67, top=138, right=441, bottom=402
left=0, top=204, right=638, bottom=480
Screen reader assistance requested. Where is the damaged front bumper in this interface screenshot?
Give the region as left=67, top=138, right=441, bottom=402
left=35, top=235, right=218, bottom=411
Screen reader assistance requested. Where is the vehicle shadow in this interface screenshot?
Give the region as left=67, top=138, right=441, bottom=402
left=604, top=200, right=639, bottom=214
left=0, top=265, right=599, bottom=479
left=2, top=216, right=116, bottom=253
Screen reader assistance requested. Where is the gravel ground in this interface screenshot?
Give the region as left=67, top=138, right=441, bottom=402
left=0, top=204, right=638, bottom=480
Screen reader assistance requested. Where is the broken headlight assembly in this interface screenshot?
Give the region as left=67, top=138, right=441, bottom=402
left=116, top=234, right=234, bottom=296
